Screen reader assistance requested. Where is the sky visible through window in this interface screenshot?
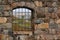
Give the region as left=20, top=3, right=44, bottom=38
left=13, top=8, right=31, bottom=19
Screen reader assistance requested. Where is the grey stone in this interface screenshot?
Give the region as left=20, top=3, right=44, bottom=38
left=3, top=30, right=8, bottom=35
left=54, top=7, right=58, bottom=13
left=36, top=7, right=45, bottom=13
left=48, top=7, right=54, bottom=13
left=49, top=23, right=58, bottom=29
left=4, top=11, right=10, bottom=16
left=2, top=23, right=12, bottom=28
left=0, top=12, right=4, bottom=16
left=0, top=24, right=5, bottom=27
left=34, top=19, right=44, bottom=24
left=49, top=19, right=58, bottom=29
left=0, top=5, right=4, bottom=11
left=52, top=2, right=57, bottom=7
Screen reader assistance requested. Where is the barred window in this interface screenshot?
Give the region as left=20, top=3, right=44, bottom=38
left=12, top=7, right=32, bottom=31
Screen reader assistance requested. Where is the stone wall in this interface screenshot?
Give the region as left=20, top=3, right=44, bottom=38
left=0, top=0, right=60, bottom=40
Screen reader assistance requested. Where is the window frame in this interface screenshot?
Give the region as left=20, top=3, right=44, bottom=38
left=12, top=7, right=34, bottom=31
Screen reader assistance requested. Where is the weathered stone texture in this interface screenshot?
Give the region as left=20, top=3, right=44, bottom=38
left=0, top=0, right=60, bottom=39
left=0, top=17, right=7, bottom=23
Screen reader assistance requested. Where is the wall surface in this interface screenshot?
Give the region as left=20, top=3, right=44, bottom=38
left=0, top=0, right=60, bottom=40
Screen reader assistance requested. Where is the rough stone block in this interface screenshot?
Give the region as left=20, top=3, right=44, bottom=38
left=20, top=2, right=25, bottom=6
left=4, top=11, right=10, bottom=17
left=37, top=7, right=45, bottom=13
left=0, top=17, right=7, bottom=23
left=0, top=0, right=7, bottom=4
left=49, top=29, right=56, bottom=34
left=2, top=23, right=12, bottom=28
left=46, top=2, right=52, bottom=7
left=34, top=1, right=43, bottom=7
left=56, top=19, right=60, bottom=24
left=4, top=5, right=11, bottom=10
left=26, top=2, right=31, bottom=7
left=11, top=2, right=25, bottom=8
left=52, top=2, right=57, bottom=7
left=0, top=12, right=3, bottom=16
left=0, top=5, right=4, bottom=11
left=38, top=23, right=49, bottom=29
left=29, top=3, right=35, bottom=8
left=54, top=7, right=57, bottom=13
left=8, top=0, right=13, bottom=3
left=7, top=17, right=12, bottom=23
left=45, top=7, right=48, bottom=13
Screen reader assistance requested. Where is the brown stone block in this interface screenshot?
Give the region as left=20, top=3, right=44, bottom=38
left=13, top=31, right=32, bottom=35
left=0, top=17, right=7, bottom=23
left=4, top=5, right=11, bottom=10
left=38, top=23, right=49, bottom=29
left=0, top=34, right=3, bottom=40
left=37, top=12, right=45, bottom=18
left=26, top=2, right=35, bottom=8
left=45, top=13, right=51, bottom=17
left=11, top=2, right=18, bottom=8
left=44, top=17, right=50, bottom=23
left=11, top=2, right=25, bottom=8
left=34, top=1, right=43, bottom=7
left=46, top=2, right=53, bottom=7
left=20, top=2, right=25, bottom=6
left=4, top=11, right=9, bottom=16
left=0, top=0, right=7, bottom=4
left=25, top=2, right=31, bottom=7
left=56, top=19, right=60, bottom=24
left=51, top=13, right=57, bottom=19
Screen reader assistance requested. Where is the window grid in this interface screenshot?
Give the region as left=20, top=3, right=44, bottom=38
left=12, top=8, right=32, bottom=31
